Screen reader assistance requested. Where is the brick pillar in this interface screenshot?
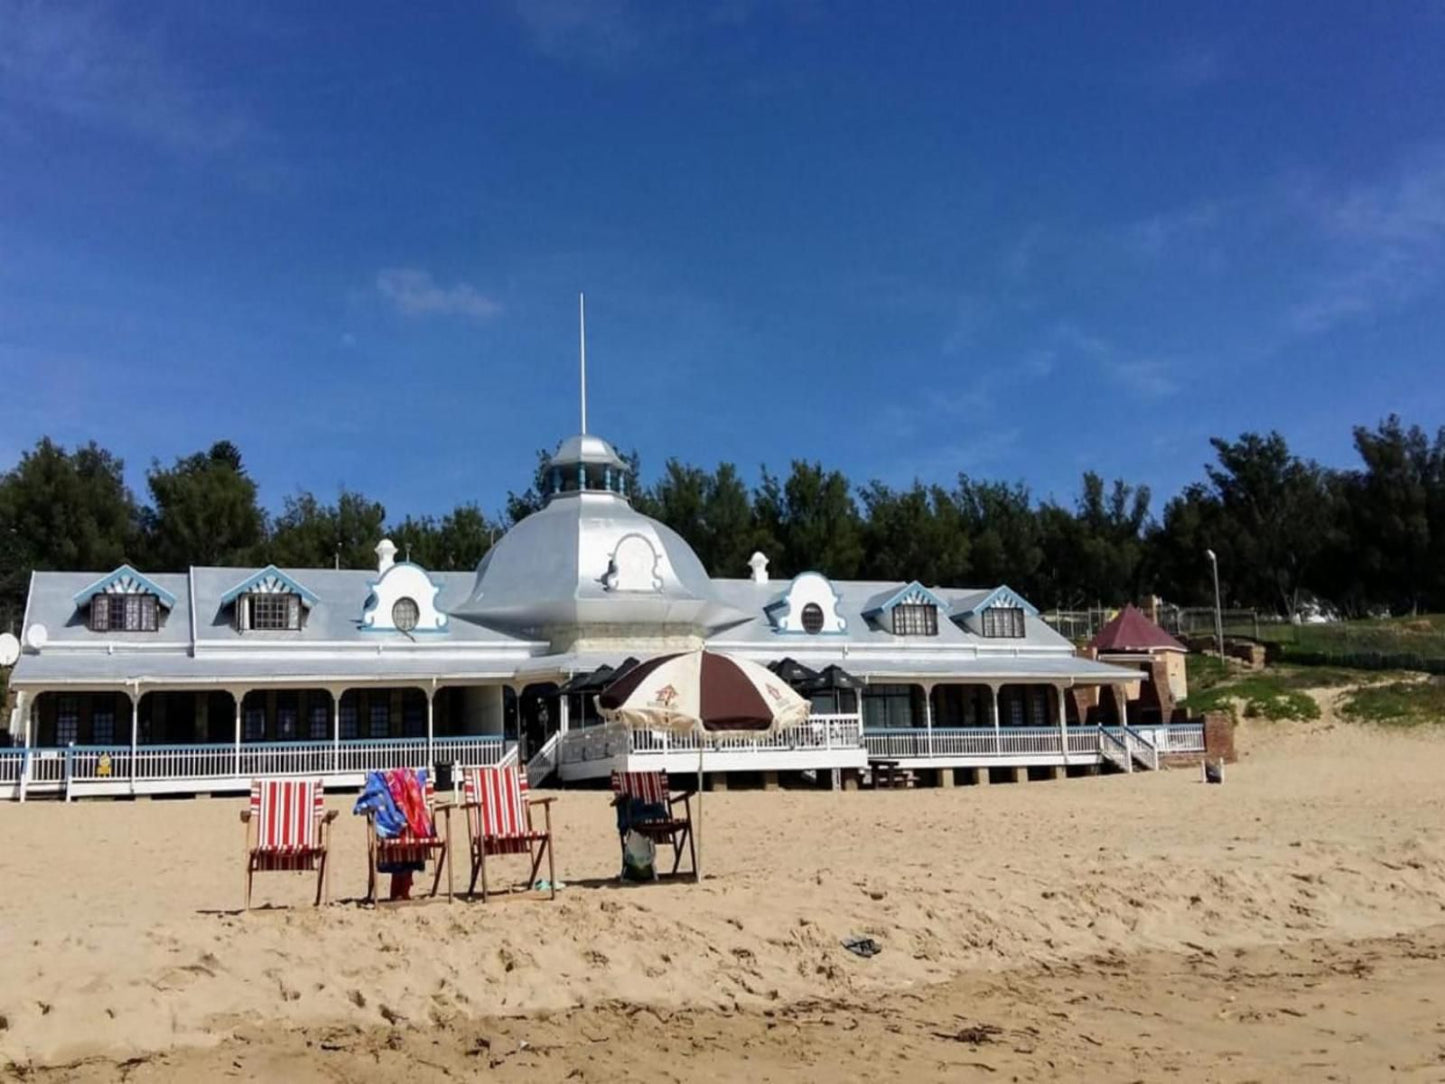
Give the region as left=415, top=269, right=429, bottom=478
left=1203, top=710, right=1237, bottom=763
left=762, top=770, right=779, bottom=791
left=936, top=768, right=954, bottom=788
left=709, top=773, right=729, bottom=792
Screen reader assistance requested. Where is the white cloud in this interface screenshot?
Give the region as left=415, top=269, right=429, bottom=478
left=0, top=1, right=257, bottom=156
left=1286, top=149, right=1445, bottom=334
left=1105, top=358, right=1179, bottom=399
left=375, top=269, right=502, bottom=322
left=1121, top=201, right=1224, bottom=260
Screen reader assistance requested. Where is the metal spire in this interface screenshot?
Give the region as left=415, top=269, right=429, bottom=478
left=579, top=292, right=587, bottom=435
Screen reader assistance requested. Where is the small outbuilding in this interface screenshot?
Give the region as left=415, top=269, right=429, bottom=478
left=1086, top=604, right=1190, bottom=720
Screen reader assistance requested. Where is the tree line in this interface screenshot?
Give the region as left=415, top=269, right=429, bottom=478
left=3, top=416, right=1444, bottom=632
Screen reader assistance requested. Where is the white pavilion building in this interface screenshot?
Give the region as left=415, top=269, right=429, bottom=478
left=2, top=431, right=1194, bottom=800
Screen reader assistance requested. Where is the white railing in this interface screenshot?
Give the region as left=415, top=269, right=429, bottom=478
left=1098, top=727, right=1131, bottom=773
left=1122, top=726, right=1160, bottom=771
left=1140, top=723, right=1205, bottom=754
left=10, top=737, right=510, bottom=798
left=864, top=727, right=1088, bottom=760
left=559, top=714, right=865, bottom=765
left=0, top=749, right=25, bottom=783
left=525, top=732, right=561, bottom=786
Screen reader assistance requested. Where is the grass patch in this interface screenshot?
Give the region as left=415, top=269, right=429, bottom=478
left=1181, top=655, right=1359, bottom=723
left=1249, top=615, right=1445, bottom=663
left=1339, top=678, right=1445, bottom=727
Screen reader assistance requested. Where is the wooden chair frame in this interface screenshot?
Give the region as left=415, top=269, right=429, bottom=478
left=363, top=794, right=454, bottom=905
left=240, top=781, right=337, bottom=909
left=461, top=770, right=556, bottom=902
left=612, top=772, right=697, bottom=878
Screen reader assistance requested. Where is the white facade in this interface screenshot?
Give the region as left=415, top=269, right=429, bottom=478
left=3, top=431, right=1170, bottom=799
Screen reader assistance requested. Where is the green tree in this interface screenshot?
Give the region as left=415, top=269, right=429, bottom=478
left=143, top=441, right=264, bottom=568
left=0, top=438, right=140, bottom=624
left=755, top=461, right=863, bottom=580
left=858, top=481, right=970, bottom=585
left=953, top=477, right=1042, bottom=592
left=267, top=490, right=387, bottom=569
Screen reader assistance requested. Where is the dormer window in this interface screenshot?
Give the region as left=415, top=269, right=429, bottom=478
left=862, top=581, right=950, bottom=638
left=89, top=593, right=159, bottom=632
left=74, top=565, right=175, bottom=633
left=892, top=603, right=938, bottom=636
left=242, top=592, right=302, bottom=631
left=801, top=603, right=825, bottom=633
left=982, top=607, right=1026, bottom=638
left=220, top=565, right=319, bottom=633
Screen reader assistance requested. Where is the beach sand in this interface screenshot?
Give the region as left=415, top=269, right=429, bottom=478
left=4, top=709, right=1445, bottom=1080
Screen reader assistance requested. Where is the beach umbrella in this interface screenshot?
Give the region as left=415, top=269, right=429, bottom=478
left=598, top=649, right=811, bottom=880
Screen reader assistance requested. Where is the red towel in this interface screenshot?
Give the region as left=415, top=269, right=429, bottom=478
left=385, top=769, right=433, bottom=839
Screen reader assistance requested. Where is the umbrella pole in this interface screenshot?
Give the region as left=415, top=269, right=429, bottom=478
left=696, top=738, right=704, bottom=882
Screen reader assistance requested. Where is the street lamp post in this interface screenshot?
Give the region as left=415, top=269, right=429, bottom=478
left=1205, top=549, right=1224, bottom=659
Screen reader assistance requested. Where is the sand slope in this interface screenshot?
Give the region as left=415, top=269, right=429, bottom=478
left=2, top=716, right=1444, bottom=1077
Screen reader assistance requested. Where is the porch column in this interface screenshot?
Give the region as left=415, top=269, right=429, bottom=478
left=329, top=688, right=341, bottom=773
left=921, top=682, right=935, bottom=758
left=989, top=684, right=1001, bottom=755
left=232, top=690, right=243, bottom=778
left=1118, top=684, right=1130, bottom=730
left=15, top=689, right=27, bottom=748
left=425, top=680, right=436, bottom=766
left=1055, top=682, right=1069, bottom=764
left=127, top=683, right=141, bottom=794
left=558, top=693, right=570, bottom=736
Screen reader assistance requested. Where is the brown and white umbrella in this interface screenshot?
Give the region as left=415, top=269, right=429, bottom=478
left=598, top=649, right=811, bottom=879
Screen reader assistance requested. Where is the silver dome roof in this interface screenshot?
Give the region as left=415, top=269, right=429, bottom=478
left=452, top=489, right=747, bottom=634
left=548, top=433, right=626, bottom=470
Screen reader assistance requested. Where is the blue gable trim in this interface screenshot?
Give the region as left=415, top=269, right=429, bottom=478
left=861, top=580, right=953, bottom=618
left=218, top=565, right=321, bottom=608
left=956, top=584, right=1039, bottom=618
left=71, top=565, right=177, bottom=610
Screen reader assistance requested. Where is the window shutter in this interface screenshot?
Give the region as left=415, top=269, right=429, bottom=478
left=287, top=594, right=300, bottom=629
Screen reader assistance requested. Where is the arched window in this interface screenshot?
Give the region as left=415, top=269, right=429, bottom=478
left=392, top=597, right=420, bottom=632
left=801, top=602, right=825, bottom=634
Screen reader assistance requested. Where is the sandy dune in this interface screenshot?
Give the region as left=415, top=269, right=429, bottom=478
left=3, top=713, right=1445, bottom=1079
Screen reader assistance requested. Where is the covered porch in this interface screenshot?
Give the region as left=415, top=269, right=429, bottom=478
left=4, top=680, right=515, bottom=800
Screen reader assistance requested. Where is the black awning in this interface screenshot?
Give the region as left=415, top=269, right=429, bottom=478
left=768, top=657, right=821, bottom=687
left=802, top=664, right=865, bottom=693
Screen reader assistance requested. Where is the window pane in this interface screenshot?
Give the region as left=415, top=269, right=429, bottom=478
left=369, top=701, right=390, bottom=738
left=57, top=697, right=80, bottom=745
left=92, top=700, right=116, bottom=744
left=243, top=706, right=266, bottom=742
left=308, top=701, right=330, bottom=740
left=250, top=593, right=296, bottom=631
left=339, top=700, right=358, bottom=740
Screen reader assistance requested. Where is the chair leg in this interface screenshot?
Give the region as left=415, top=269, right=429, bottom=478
left=685, top=824, right=697, bottom=878
left=429, top=845, right=446, bottom=899
left=546, top=836, right=556, bottom=900
left=445, top=816, right=454, bottom=903
left=527, top=841, right=546, bottom=892
left=245, top=861, right=254, bottom=911
left=479, top=849, right=489, bottom=902
left=314, top=853, right=326, bottom=907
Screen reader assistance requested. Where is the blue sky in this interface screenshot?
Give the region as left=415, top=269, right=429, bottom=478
left=3, top=2, right=1444, bottom=526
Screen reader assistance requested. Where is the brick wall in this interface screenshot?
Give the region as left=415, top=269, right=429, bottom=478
left=1203, top=710, right=1237, bottom=763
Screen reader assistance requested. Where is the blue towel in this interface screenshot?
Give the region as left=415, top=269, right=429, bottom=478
left=617, top=797, right=667, bottom=834
left=352, top=770, right=416, bottom=839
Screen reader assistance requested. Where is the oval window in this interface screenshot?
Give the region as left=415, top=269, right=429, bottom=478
left=801, top=602, right=825, bottom=634
left=392, top=597, right=420, bottom=632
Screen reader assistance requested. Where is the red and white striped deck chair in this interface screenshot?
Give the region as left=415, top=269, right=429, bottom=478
left=240, top=777, right=337, bottom=909
left=611, top=770, right=696, bottom=878
left=364, top=770, right=453, bottom=905
left=461, top=764, right=555, bottom=901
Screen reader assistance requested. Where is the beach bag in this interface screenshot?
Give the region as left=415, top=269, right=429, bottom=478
left=621, top=830, right=656, bottom=882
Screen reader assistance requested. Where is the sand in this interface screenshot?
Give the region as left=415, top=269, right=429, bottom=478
left=4, top=706, right=1445, bottom=1080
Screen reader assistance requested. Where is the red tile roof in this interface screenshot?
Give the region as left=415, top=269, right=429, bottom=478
left=1088, top=604, right=1187, bottom=653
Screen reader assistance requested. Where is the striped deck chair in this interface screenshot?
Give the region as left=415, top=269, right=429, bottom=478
left=240, top=777, right=337, bottom=909
left=461, top=764, right=555, bottom=901
left=611, top=770, right=696, bottom=878
left=364, top=770, right=453, bottom=905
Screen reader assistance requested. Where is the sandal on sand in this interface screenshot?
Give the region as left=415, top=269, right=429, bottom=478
left=842, top=936, right=881, bottom=958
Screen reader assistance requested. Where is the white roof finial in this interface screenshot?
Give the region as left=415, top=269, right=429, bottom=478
left=579, top=292, right=587, bottom=435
